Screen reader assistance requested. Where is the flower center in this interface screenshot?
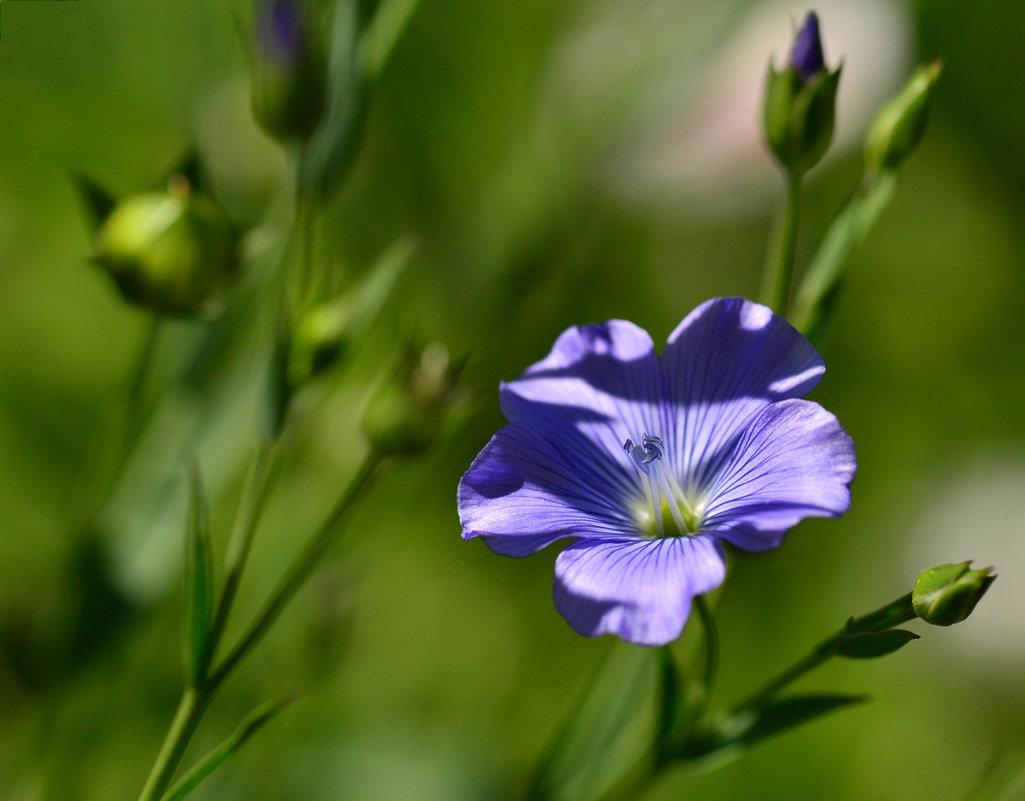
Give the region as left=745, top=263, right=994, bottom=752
left=624, top=434, right=703, bottom=538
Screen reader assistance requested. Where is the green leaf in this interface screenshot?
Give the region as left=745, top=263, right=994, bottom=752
left=789, top=171, right=897, bottom=337
left=159, top=694, right=297, bottom=801
left=736, top=694, right=867, bottom=745
left=358, top=0, right=423, bottom=81
left=680, top=694, right=867, bottom=766
left=834, top=628, right=919, bottom=659
left=527, top=645, right=657, bottom=801
left=182, top=460, right=215, bottom=686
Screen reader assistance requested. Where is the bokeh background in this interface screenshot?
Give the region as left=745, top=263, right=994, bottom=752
left=2, top=0, right=1024, bottom=799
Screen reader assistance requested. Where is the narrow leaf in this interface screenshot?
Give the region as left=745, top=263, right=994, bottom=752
left=679, top=693, right=867, bottom=765
left=790, top=171, right=897, bottom=336
left=183, top=459, right=214, bottom=686
left=734, top=693, right=868, bottom=748
left=527, top=645, right=657, bottom=801
left=835, top=628, right=919, bottom=659
left=358, top=0, right=423, bottom=80
left=159, top=694, right=297, bottom=801
left=346, top=234, right=415, bottom=334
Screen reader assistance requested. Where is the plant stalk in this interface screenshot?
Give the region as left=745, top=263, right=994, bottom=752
left=761, top=169, right=803, bottom=315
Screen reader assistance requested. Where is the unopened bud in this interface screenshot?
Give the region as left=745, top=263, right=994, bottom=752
left=94, top=179, right=239, bottom=317
left=865, top=61, right=942, bottom=173
left=762, top=11, right=842, bottom=175
left=250, top=0, right=327, bottom=142
left=791, top=11, right=826, bottom=82
left=913, top=561, right=995, bottom=627
left=361, top=342, right=462, bottom=457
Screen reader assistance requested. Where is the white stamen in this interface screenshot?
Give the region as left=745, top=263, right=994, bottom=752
left=623, top=433, right=701, bottom=537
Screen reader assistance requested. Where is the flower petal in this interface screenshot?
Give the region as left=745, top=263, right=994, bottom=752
left=662, top=297, right=825, bottom=492
left=702, top=398, right=856, bottom=551
left=553, top=535, right=726, bottom=646
left=458, top=424, right=638, bottom=556
left=500, top=320, right=663, bottom=490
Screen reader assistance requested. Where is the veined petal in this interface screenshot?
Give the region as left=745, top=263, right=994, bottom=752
left=553, top=535, right=726, bottom=646
left=662, top=297, right=825, bottom=492
left=500, top=320, right=663, bottom=488
left=702, top=398, right=856, bottom=551
left=458, top=424, right=639, bottom=556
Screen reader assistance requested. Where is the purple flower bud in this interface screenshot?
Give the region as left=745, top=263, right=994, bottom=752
left=250, top=0, right=327, bottom=141
left=257, top=0, right=305, bottom=66
left=791, top=11, right=826, bottom=82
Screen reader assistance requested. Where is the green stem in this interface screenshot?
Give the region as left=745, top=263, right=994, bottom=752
left=728, top=591, right=915, bottom=716
left=208, top=452, right=385, bottom=690
left=137, top=453, right=383, bottom=801
left=694, top=596, right=718, bottom=701
left=136, top=687, right=209, bottom=801
left=730, top=641, right=834, bottom=716
left=285, top=145, right=321, bottom=319
left=848, top=592, right=915, bottom=634
left=200, top=440, right=281, bottom=681
left=761, top=170, right=802, bottom=315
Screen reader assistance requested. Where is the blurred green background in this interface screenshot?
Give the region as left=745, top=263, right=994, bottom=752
left=2, top=0, right=1024, bottom=799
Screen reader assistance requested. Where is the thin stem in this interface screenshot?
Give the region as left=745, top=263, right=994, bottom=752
left=136, top=453, right=383, bottom=801
left=200, top=440, right=281, bottom=680
left=694, top=596, right=718, bottom=699
left=761, top=169, right=803, bottom=315
left=286, top=144, right=321, bottom=319
left=729, top=640, right=834, bottom=716
left=208, top=452, right=385, bottom=690
left=728, top=591, right=915, bottom=716
left=136, top=687, right=209, bottom=801
left=848, top=592, right=915, bottom=634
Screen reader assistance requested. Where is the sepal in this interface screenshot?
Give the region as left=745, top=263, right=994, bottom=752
left=93, top=177, right=240, bottom=317
left=913, top=561, right=996, bottom=627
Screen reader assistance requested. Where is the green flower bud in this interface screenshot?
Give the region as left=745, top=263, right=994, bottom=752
left=94, top=178, right=239, bottom=317
left=913, top=561, right=996, bottom=627
left=865, top=61, right=942, bottom=173
left=762, top=12, right=842, bottom=175
left=250, top=0, right=328, bottom=142
left=361, top=342, right=462, bottom=457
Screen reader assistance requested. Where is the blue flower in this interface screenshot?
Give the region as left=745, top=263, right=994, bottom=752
left=458, top=298, right=856, bottom=646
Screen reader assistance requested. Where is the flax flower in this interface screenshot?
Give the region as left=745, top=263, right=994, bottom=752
left=458, top=297, right=855, bottom=646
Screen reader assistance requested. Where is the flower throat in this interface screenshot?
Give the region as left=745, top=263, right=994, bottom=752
left=624, top=435, right=702, bottom=538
